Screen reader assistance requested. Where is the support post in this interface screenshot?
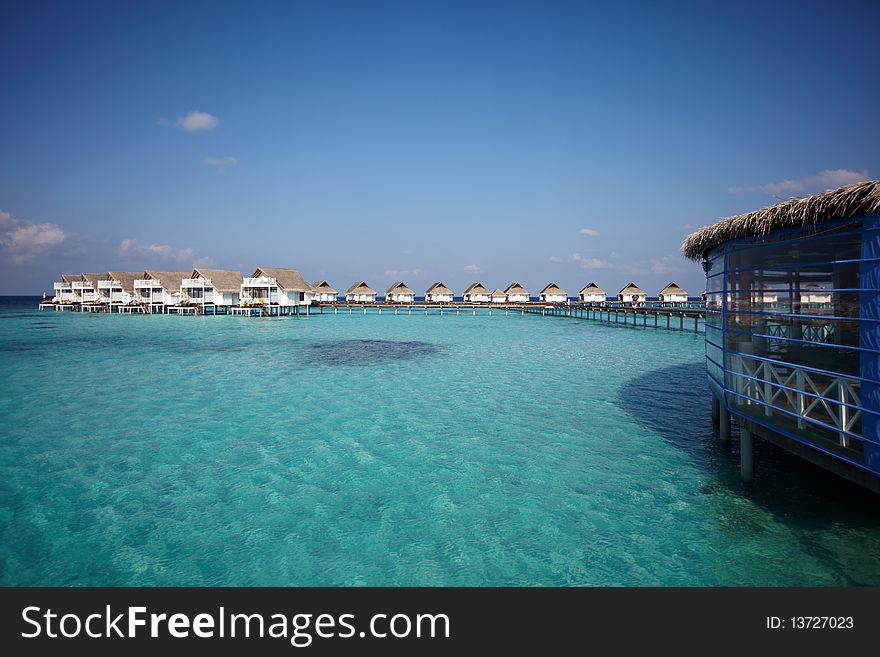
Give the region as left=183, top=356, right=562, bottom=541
left=741, top=428, right=754, bottom=485
left=719, top=406, right=730, bottom=446
left=711, top=396, right=720, bottom=425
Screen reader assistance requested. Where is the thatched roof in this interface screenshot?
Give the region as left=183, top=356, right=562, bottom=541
left=618, top=282, right=646, bottom=295
left=463, top=282, right=490, bottom=295
left=191, top=268, right=243, bottom=292
left=145, top=270, right=189, bottom=289
left=251, top=267, right=313, bottom=293
left=312, top=280, right=338, bottom=294
left=490, top=288, right=507, bottom=297
left=425, top=282, right=454, bottom=295
left=107, top=272, right=141, bottom=294
left=385, top=281, right=415, bottom=295
left=540, top=282, right=566, bottom=295
left=682, top=180, right=880, bottom=261
left=579, top=282, right=605, bottom=295
left=82, top=272, right=109, bottom=286
left=346, top=281, right=376, bottom=295
left=659, top=281, right=687, bottom=296
left=504, top=282, right=530, bottom=296
left=61, top=273, right=83, bottom=283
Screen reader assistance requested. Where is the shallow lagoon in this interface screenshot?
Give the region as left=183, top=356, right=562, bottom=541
left=1, top=307, right=879, bottom=585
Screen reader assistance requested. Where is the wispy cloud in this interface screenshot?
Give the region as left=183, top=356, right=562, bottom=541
left=728, top=169, right=869, bottom=196
left=383, top=268, right=422, bottom=279
left=118, top=238, right=202, bottom=264
left=177, top=111, right=219, bottom=133
left=203, top=155, right=237, bottom=173
left=0, top=210, right=68, bottom=264
left=650, top=255, right=685, bottom=275
left=463, top=264, right=481, bottom=273
left=578, top=228, right=599, bottom=236
left=569, top=253, right=610, bottom=269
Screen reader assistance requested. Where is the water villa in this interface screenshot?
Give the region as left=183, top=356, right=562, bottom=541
left=801, top=283, right=832, bottom=306
left=618, top=282, right=646, bottom=305
left=504, top=282, right=530, bottom=303
left=463, top=282, right=491, bottom=303
left=539, top=283, right=567, bottom=304
left=579, top=282, right=606, bottom=304
left=312, top=280, right=338, bottom=303
left=345, top=281, right=377, bottom=303
left=490, top=288, right=507, bottom=303
left=133, top=270, right=188, bottom=312
left=98, top=272, right=139, bottom=310
left=385, top=282, right=415, bottom=303
left=683, top=179, right=880, bottom=492
left=52, top=274, right=82, bottom=305
left=239, top=267, right=313, bottom=315
left=425, top=282, right=454, bottom=303
left=658, top=281, right=688, bottom=305
left=178, top=268, right=242, bottom=312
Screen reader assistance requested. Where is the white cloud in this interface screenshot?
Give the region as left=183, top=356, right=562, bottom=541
left=579, top=228, right=599, bottom=236
left=463, top=264, right=481, bottom=272
left=177, top=111, right=219, bottom=132
left=569, top=253, right=610, bottom=269
left=119, top=239, right=199, bottom=264
left=0, top=210, right=68, bottom=264
left=203, top=155, right=237, bottom=173
left=383, top=268, right=422, bottom=279
left=650, top=255, right=684, bottom=275
left=728, top=169, right=869, bottom=196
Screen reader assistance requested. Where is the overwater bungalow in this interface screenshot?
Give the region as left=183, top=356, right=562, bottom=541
left=99, top=272, right=140, bottom=310
left=80, top=273, right=109, bottom=309
left=312, top=280, right=338, bottom=303
left=241, top=267, right=313, bottom=313
left=180, top=268, right=242, bottom=310
left=463, top=282, right=491, bottom=303
left=539, top=283, right=567, bottom=304
left=683, top=179, right=880, bottom=492
left=345, top=281, right=377, bottom=303
left=385, top=281, right=415, bottom=303
left=618, top=282, right=646, bottom=305
left=504, top=282, right=530, bottom=303
left=801, top=283, right=832, bottom=306
left=579, top=282, right=606, bottom=304
left=52, top=274, right=82, bottom=304
left=658, top=281, right=689, bottom=305
left=425, top=282, right=454, bottom=303
left=490, top=288, right=507, bottom=303
left=133, top=271, right=188, bottom=312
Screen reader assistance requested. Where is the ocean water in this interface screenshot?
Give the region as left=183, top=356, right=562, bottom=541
left=1, top=302, right=879, bottom=586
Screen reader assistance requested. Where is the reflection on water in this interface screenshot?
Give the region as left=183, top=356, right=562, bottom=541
left=306, top=339, right=442, bottom=366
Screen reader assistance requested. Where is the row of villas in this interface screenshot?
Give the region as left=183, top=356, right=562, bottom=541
left=340, top=281, right=692, bottom=304
left=50, top=269, right=693, bottom=312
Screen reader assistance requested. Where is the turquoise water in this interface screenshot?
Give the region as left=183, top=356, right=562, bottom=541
left=1, top=305, right=879, bottom=586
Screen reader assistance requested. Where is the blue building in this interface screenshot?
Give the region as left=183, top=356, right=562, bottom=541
left=683, top=181, right=880, bottom=491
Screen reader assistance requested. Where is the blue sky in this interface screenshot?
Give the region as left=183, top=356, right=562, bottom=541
left=1, top=0, right=878, bottom=295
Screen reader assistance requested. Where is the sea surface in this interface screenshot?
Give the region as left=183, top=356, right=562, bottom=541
left=1, top=298, right=879, bottom=586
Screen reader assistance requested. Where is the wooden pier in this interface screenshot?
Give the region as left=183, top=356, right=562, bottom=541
left=520, top=303, right=706, bottom=333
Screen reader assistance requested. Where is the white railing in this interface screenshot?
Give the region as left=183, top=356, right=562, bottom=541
left=181, top=278, right=211, bottom=287
left=134, top=279, right=155, bottom=288
left=72, top=281, right=92, bottom=289
left=81, top=292, right=100, bottom=302
left=728, top=353, right=861, bottom=447
left=242, top=277, right=277, bottom=286
left=53, top=282, right=69, bottom=290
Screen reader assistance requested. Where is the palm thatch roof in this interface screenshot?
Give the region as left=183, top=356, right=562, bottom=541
left=107, top=272, right=141, bottom=294
left=425, top=282, right=454, bottom=295
left=618, top=282, right=646, bottom=296
left=346, top=281, right=376, bottom=295
left=490, top=288, right=507, bottom=297
left=192, top=268, right=243, bottom=292
left=145, top=270, right=189, bottom=289
left=82, top=272, right=109, bottom=286
left=659, top=281, right=688, bottom=296
left=61, top=273, right=83, bottom=283
left=540, top=282, right=567, bottom=296
left=504, top=282, right=530, bottom=296
left=251, top=267, right=313, bottom=293
left=682, top=180, right=880, bottom=261
left=579, top=282, right=605, bottom=295
left=463, top=282, right=490, bottom=295
left=312, top=280, right=338, bottom=294
left=385, top=281, right=415, bottom=295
